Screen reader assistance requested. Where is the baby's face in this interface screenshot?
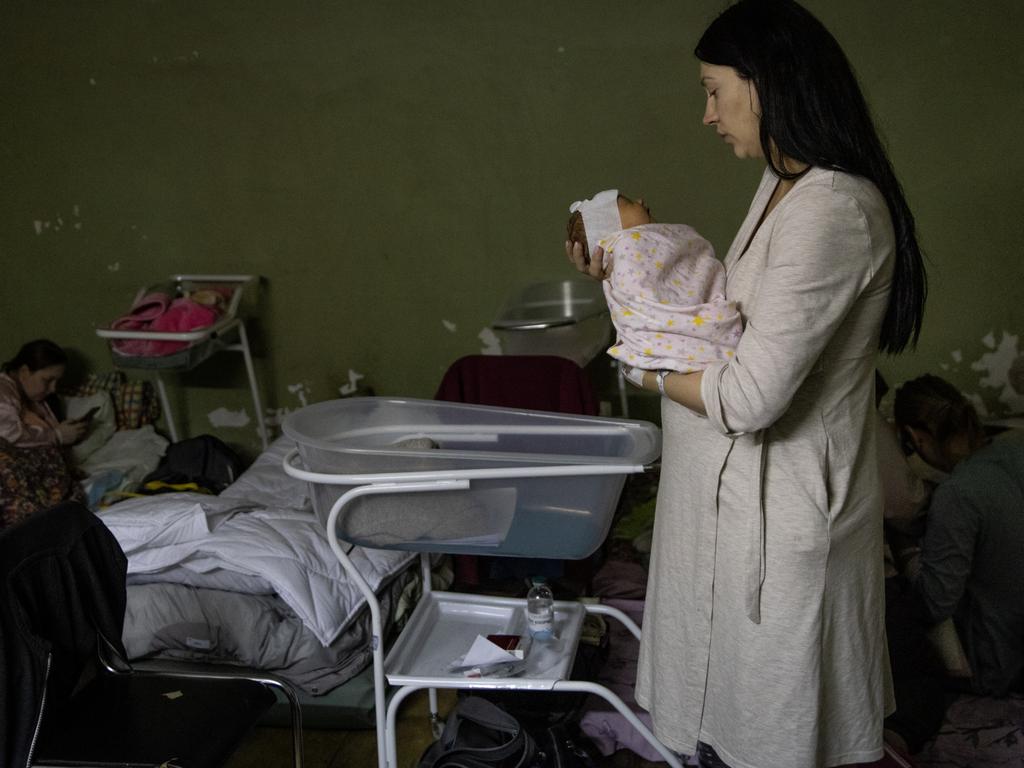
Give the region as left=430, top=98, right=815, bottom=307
left=617, top=195, right=653, bottom=228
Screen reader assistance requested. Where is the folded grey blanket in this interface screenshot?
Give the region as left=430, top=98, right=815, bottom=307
left=123, top=567, right=416, bottom=695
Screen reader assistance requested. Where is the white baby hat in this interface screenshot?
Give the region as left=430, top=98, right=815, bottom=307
left=569, top=189, right=621, bottom=251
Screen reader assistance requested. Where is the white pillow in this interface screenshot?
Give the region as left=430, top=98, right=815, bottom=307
left=63, top=391, right=117, bottom=463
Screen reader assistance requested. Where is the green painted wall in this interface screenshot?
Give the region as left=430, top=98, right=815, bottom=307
left=2, top=1, right=1022, bottom=455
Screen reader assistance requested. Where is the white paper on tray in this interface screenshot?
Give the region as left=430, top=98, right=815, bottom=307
left=454, top=634, right=524, bottom=671
left=463, top=634, right=520, bottom=667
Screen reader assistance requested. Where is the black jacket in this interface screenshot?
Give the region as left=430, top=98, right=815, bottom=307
left=0, top=502, right=127, bottom=768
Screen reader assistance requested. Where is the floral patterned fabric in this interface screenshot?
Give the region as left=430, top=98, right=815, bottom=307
left=0, top=439, right=85, bottom=530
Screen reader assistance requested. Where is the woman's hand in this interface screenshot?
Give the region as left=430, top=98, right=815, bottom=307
left=621, top=364, right=709, bottom=416
left=57, top=419, right=89, bottom=445
left=565, top=240, right=610, bottom=280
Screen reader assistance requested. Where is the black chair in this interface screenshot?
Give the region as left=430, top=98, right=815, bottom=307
left=0, top=501, right=303, bottom=768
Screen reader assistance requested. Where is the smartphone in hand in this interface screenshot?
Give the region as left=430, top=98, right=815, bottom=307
left=76, top=406, right=101, bottom=423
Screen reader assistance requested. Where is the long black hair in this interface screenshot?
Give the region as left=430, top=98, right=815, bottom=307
left=2, top=339, right=67, bottom=374
left=695, top=0, right=926, bottom=354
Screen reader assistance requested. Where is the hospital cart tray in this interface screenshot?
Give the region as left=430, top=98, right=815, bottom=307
left=282, top=397, right=661, bottom=559
left=383, top=591, right=586, bottom=690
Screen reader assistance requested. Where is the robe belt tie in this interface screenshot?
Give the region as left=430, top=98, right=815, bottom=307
left=745, top=430, right=768, bottom=624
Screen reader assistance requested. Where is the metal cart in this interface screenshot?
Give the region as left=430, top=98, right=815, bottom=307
left=282, top=397, right=681, bottom=768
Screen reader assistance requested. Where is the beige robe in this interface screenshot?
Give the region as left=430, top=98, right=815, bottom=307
left=635, top=167, right=896, bottom=768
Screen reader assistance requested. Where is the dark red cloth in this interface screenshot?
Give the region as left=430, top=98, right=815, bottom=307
left=434, top=355, right=599, bottom=586
left=434, top=355, right=598, bottom=416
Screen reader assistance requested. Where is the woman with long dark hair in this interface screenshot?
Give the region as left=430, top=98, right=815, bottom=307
left=566, top=1, right=927, bottom=765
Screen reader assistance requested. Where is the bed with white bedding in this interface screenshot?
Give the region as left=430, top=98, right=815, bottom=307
left=97, top=437, right=420, bottom=695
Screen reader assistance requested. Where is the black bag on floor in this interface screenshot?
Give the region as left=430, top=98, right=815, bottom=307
left=418, top=696, right=537, bottom=768
left=533, top=722, right=600, bottom=768
left=418, top=696, right=599, bottom=768
left=141, top=434, right=245, bottom=494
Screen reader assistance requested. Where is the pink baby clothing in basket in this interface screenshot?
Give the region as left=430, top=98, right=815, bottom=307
left=109, top=292, right=170, bottom=332
left=600, top=223, right=742, bottom=373
left=110, top=292, right=220, bottom=357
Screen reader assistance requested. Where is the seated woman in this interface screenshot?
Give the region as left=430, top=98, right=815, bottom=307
left=894, top=373, right=1024, bottom=697
left=0, top=339, right=87, bottom=529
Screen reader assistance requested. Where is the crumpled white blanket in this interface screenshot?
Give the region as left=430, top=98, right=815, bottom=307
left=98, top=492, right=414, bottom=647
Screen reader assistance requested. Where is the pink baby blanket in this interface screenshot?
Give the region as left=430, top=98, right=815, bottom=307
left=110, top=291, right=220, bottom=357
left=601, top=223, right=742, bottom=372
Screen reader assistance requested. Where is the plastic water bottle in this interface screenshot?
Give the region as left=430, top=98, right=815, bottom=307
left=526, top=576, right=554, bottom=640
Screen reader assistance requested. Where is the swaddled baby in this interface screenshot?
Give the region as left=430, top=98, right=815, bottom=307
left=567, top=188, right=742, bottom=373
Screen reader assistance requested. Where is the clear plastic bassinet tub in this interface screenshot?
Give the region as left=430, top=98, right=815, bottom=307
left=282, top=397, right=661, bottom=559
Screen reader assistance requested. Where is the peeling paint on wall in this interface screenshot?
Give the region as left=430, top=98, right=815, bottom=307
left=339, top=369, right=364, bottom=396
left=973, top=331, right=1017, bottom=387
left=964, top=392, right=988, bottom=417
left=287, top=382, right=310, bottom=407
left=478, top=327, right=502, bottom=356
left=207, top=406, right=250, bottom=428
left=442, top=320, right=457, bottom=332
left=264, top=407, right=292, bottom=429
left=970, top=330, right=1024, bottom=413
left=1010, top=355, right=1024, bottom=396
left=927, top=331, right=1024, bottom=417
left=33, top=205, right=82, bottom=235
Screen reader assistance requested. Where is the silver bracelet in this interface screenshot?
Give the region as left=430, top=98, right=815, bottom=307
left=656, top=370, right=670, bottom=397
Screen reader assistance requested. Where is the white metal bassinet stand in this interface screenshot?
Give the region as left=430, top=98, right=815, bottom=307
left=282, top=397, right=682, bottom=768
left=96, top=274, right=268, bottom=450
